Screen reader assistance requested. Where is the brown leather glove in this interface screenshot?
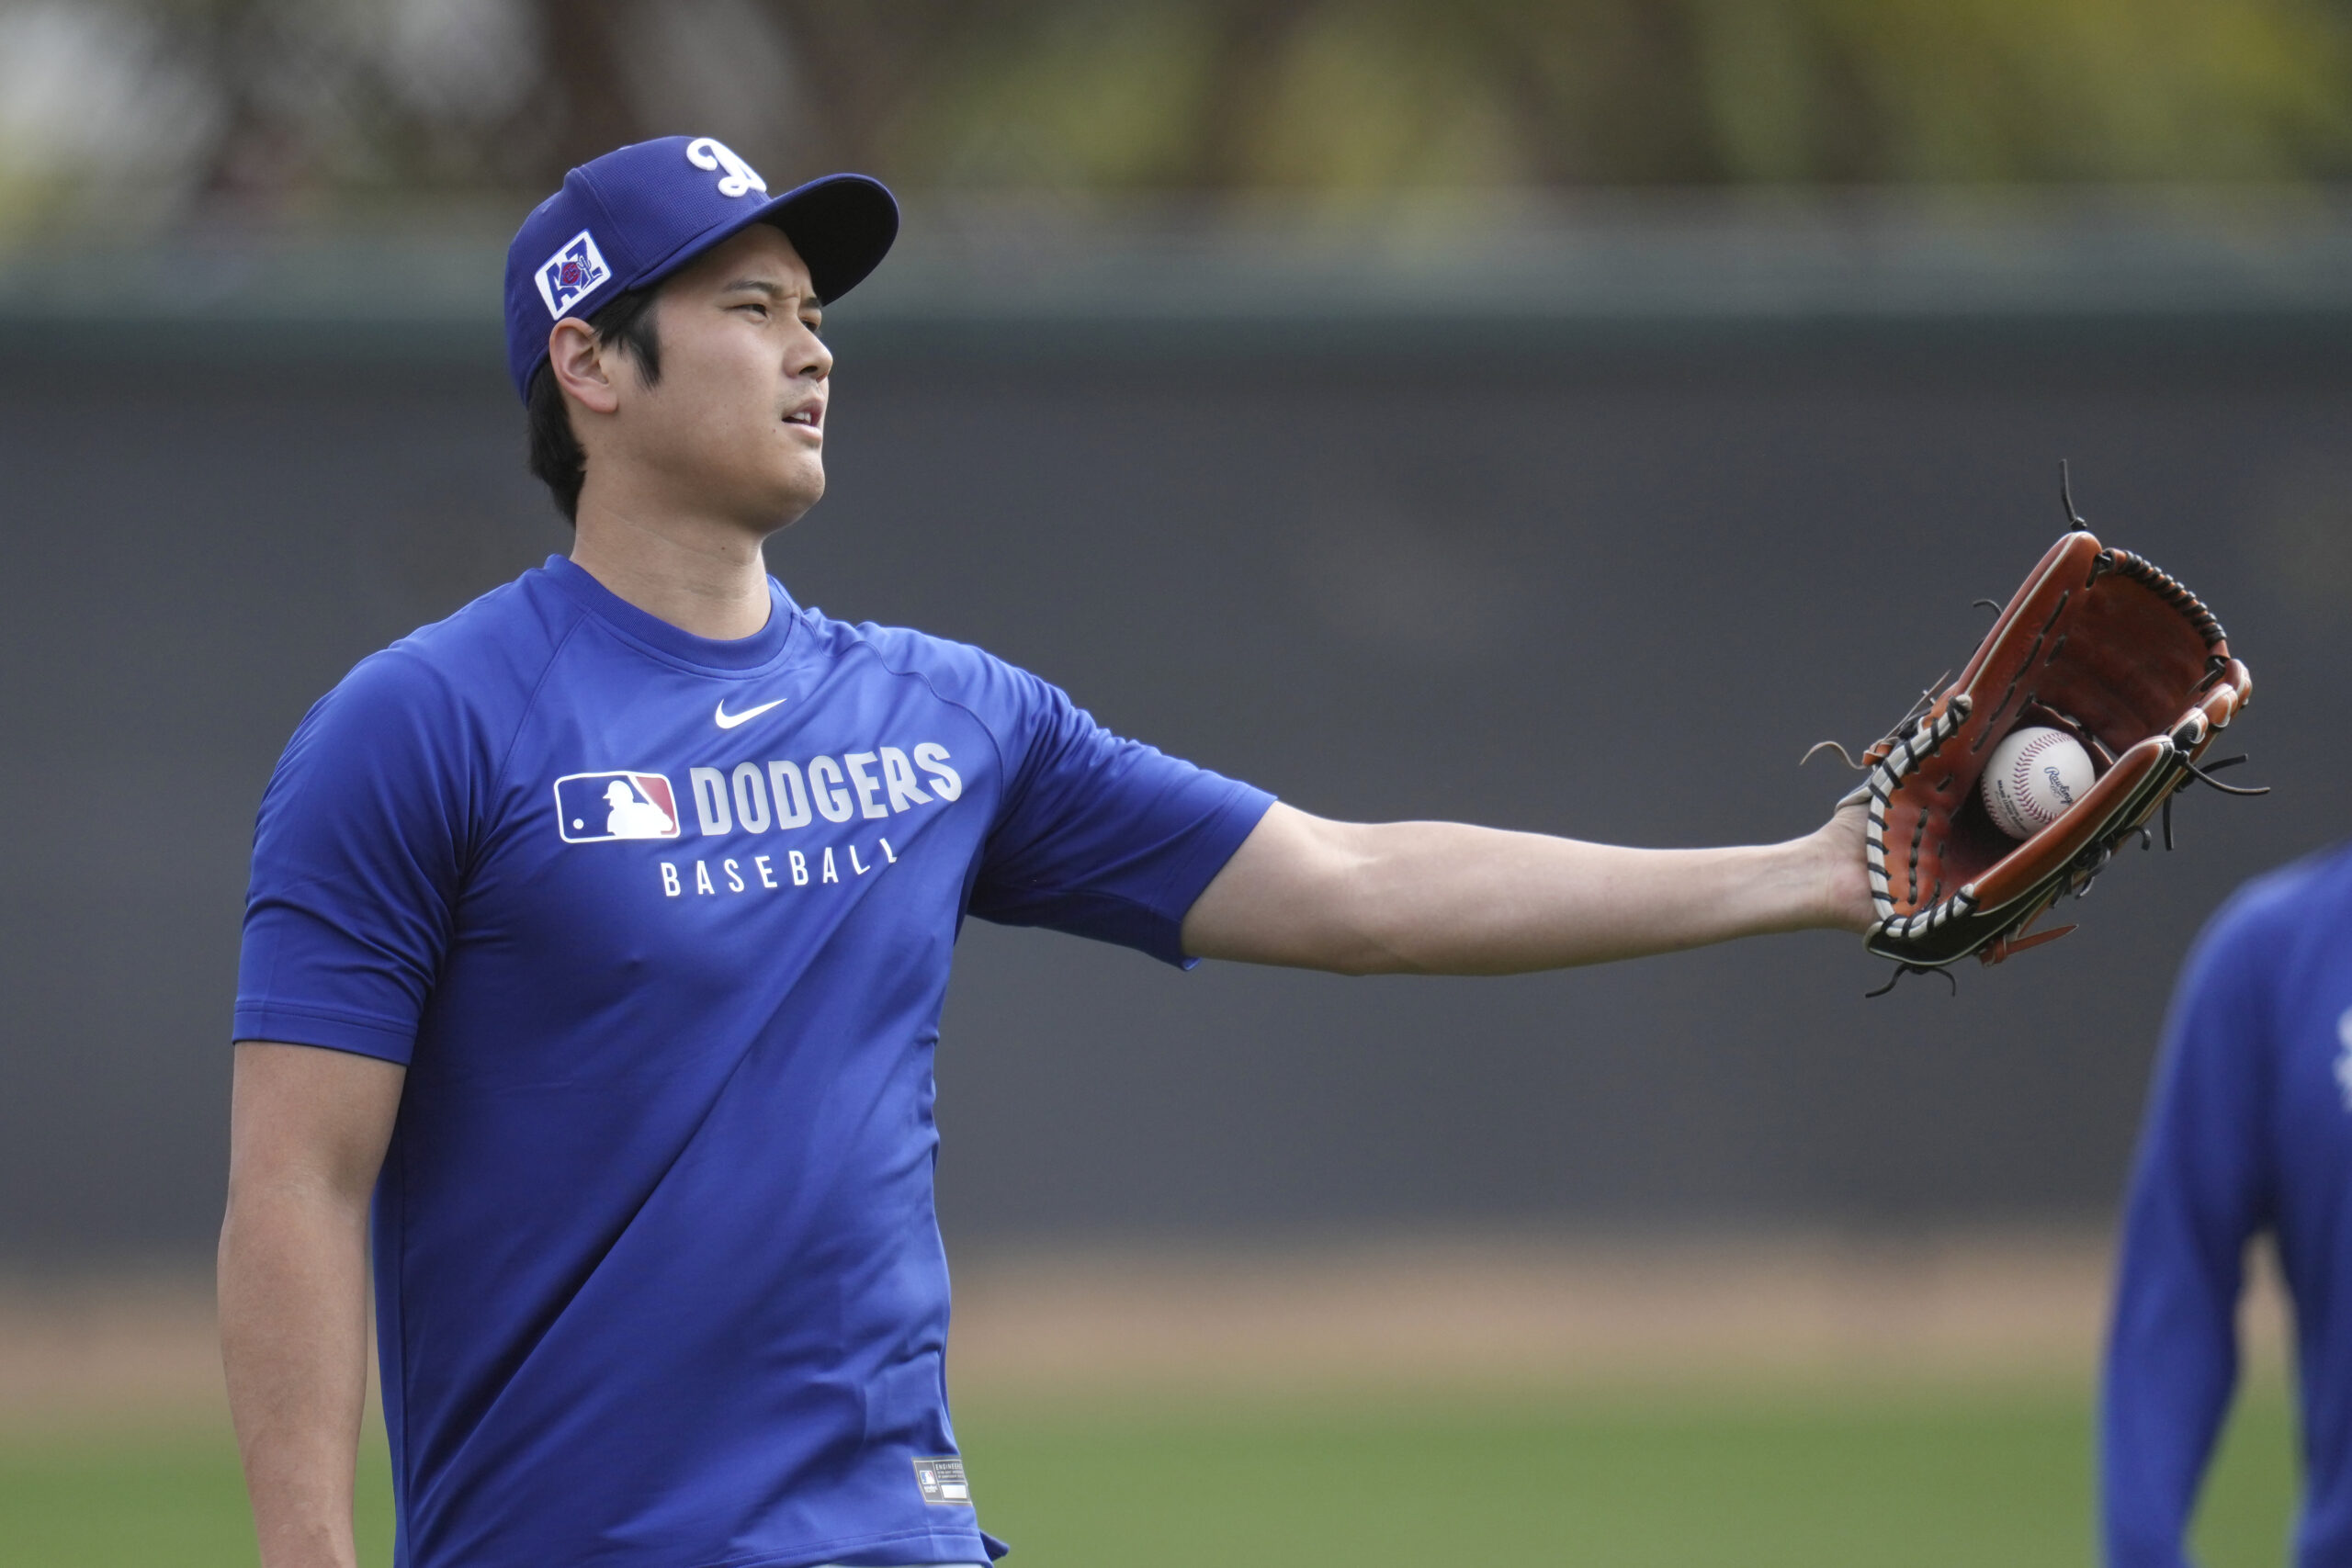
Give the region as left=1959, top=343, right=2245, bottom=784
left=1852, top=503, right=2257, bottom=982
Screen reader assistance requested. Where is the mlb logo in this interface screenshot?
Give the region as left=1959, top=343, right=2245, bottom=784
left=536, top=229, right=612, bottom=318
left=911, top=1456, right=969, bottom=1505
left=554, top=772, right=680, bottom=843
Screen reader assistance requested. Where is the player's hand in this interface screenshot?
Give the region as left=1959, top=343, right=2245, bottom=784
left=1810, top=793, right=1876, bottom=935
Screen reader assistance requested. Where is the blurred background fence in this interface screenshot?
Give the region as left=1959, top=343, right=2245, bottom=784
left=3, top=0, right=2352, bottom=1269
left=6, top=189, right=2352, bottom=1265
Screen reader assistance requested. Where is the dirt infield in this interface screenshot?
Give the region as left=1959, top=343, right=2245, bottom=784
left=944, top=1228, right=2288, bottom=1397
left=0, top=1229, right=2290, bottom=1426
left=0, top=1270, right=229, bottom=1428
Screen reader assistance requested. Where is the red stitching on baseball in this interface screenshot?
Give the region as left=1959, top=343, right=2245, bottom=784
left=2007, top=733, right=2064, bottom=828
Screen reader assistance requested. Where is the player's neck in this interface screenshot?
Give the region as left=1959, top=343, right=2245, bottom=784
left=567, top=494, right=775, bottom=643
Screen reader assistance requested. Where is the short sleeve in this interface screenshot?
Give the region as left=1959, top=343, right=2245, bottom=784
left=232, top=651, right=479, bottom=1064
left=968, top=670, right=1273, bottom=967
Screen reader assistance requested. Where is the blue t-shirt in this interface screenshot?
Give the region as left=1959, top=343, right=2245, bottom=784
left=2102, top=842, right=2352, bottom=1568
left=234, top=558, right=1273, bottom=1568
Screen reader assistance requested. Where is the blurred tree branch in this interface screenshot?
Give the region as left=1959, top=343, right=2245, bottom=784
left=531, top=0, right=641, bottom=179
left=6, top=0, right=2352, bottom=241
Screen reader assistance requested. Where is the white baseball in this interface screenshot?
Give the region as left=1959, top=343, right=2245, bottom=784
left=1982, top=726, right=2096, bottom=840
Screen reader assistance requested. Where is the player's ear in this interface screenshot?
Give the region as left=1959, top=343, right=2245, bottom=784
left=548, top=317, right=621, bottom=416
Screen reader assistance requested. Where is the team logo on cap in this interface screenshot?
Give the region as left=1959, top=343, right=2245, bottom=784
left=686, top=137, right=767, bottom=198
left=536, top=229, right=612, bottom=318
left=554, top=772, right=680, bottom=842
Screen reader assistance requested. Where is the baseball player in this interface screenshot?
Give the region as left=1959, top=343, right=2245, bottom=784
left=219, top=135, right=1875, bottom=1568
left=2103, top=845, right=2352, bottom=1567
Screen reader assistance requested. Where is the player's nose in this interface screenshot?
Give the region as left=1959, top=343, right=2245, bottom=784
left=794, top=324, right=832, bottom=381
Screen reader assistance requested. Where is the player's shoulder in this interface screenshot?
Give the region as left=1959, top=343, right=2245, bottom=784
left=2211, top=840, right=2352, bottom=930
left=385, top=564, right=583, bottom=682
left=795, top=606, right=1051, bottom=720
left=2190, top=840, right=2352, bottom=976
left=307, top=567, right=583, bottom=739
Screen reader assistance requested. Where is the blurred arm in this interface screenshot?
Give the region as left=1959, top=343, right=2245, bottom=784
left=1181, top=798, right=1873, bottom=974
left=2100, top=914, right=2273, bottom=1568
left=220, top=1042, right=406, bottom=1568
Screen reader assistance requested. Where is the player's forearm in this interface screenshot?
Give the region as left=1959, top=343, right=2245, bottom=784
left=220, top=1179, right=373, bottom=1568
left=219, top=1043, right=401, bottom=1568
left=1341, top=822, right=1853, bottom=974
left=1185, top=805, right=1867, bottom=975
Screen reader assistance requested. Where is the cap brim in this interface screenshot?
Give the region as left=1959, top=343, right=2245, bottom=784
left=758, top=175, right=899, bottom=304
left=636, top=173, right=899, bottom=308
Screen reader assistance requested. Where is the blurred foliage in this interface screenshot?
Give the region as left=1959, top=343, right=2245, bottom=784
left=4, top=0, right=2352, bottom=240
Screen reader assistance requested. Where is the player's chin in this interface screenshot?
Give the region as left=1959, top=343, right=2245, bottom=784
left=758, top=456, right=826, bottom=522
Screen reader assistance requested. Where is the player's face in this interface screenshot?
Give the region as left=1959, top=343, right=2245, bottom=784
left=624, top=224, right=831, bottom=530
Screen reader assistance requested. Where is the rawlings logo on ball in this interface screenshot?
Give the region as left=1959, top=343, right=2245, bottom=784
left=1982, top=726, right=2096, bottom=840
left=1820, top=466, right=2264, bottom=992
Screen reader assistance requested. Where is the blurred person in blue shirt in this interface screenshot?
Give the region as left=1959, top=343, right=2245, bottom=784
left=2104, top=845, right=2352, bottom=1566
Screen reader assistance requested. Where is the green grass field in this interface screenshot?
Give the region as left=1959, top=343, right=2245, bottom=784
left=0, top=1382, right=2297, bottom=1567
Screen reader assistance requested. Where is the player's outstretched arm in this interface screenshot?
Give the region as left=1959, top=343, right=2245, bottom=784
left=1181, top=799, right=1873, bottom=975
left=220, top=1043, right=406, bottom=1568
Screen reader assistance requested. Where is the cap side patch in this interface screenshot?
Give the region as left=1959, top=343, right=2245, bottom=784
left=911, top=1456, right=969, bottom=1505
left=536, top=229, right=612, bottom=319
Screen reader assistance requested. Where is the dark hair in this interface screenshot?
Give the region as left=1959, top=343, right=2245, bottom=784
left=526, top=285, right=665, bottom=523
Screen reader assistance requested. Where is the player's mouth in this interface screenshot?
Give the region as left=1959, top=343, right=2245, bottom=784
left=782, top=402, right=824, bottom=437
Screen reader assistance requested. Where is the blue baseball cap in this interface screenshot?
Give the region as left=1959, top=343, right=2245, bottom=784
left=503, top=135, right=899, bottom=402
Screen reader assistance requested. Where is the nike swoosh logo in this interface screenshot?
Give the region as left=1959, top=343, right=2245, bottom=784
left=713, top=697, right=786, bottom=729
